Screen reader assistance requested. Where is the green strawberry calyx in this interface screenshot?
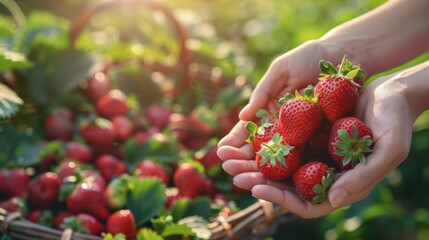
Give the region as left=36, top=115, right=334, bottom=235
left=312, top=167, right=335, bottom=204
left=258, top=134, right=294, bottom=168
left=278, top=85, right=318, bottom=104
left=318, top=55, right=366, bottom=86
left=245, top=121, right=273, bottom=143
left=334, top=125, right=374, bottom=168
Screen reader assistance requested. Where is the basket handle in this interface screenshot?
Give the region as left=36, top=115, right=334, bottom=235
left=69, top=0, right=192, bottom=88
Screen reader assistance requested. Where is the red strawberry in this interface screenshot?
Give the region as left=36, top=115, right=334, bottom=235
left=53, top=211, right=73, bottom=230
left=66, top=181, right=110, bottom=221
left=0, top=197, right=24, bottom=212
left=111, top=115, right=134, bottom=141
left=44, top=110, right=74, bottom=142
left=81, top=169, right=107, bottom=190
left=314, top=56, right=366, bottom=122
left=106, top=210, right=137, bottom=240
left=104, top=175, right=129, bottom=210
left=80, top=117, right=115, bottom=155
left=56, top=160, right=79, bottom=184
left=216, top=107, right=240, bottom=137
left=256, top=134, right=300, bottom=181
left=173, top=163, right=206, bottom=198
left=61, top=213, right=104, bottom=236
left=134, top=159, right=169, bottom=186
left=328, top=117, right=374, bottom=170
left=96, top=89, right=129, bottom=119
left=27, top=210, right=53, bottom=227
left=95, top=154, right=127, bottom=182
left=309, top=119, right=333, bottom=157
left=194, top=144, right=222, bottom=171
left=27, top=172, right=61, bottom=209
left=65, top=141, right=93, bottom=164
left=292, top=161, right=335, bottom=204
left=85, top=72, right=113, bottom=103
left=246, top=118, right=283, bottom=153
left=146, top=103, right=172, bottom=130
left=278, top=85, right=322, bottom=146
left=0, top=168, right=29, bottom=200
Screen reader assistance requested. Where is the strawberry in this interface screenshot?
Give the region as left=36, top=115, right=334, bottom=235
left=85, top=72, right=113, bottom=103
left=95, top=154, right=127, bottom=182
left=173, top=162, right=206, bottom=198
left=44, top=109, right=74, bottom=142
left=246, top=118, right=284, bottom=153
left=308, top=119, right=333, bottom=157
left=56, top=160, right=79, bottom=184
left=61, top=213, right=104, bottom=236
left=146, top=103, right=172, bottom=130
left=134, top=159, right=169, bottom=186
left=106, top=210, right=137, bottom=240
left=0, top=168, right=29, bottom=200
left=194, top=144, right=222, bottom=171
left=104, top=175, right=129, bottom=210
left=0, top=197, right=25, bottom=212
left=27, top=172, right=61, bottom=209
left=216, top=107, right=240, bottom=137
left=66, top=181, right=110, bottom=221
left=27, top=210, right=53, bottom=227
left=278, top=85, right=322, bottom=146
left=111, top=115, right=134, bottom=141
left=65, top=141, right=93, bottom=164
left=53, top=211, right=73, bottom=230
left=79, top=117, right=115, bottom=155
left=96, top=89, right=129, bottom=119
left=292, top=161, right=335, bottom=204
left=328, top=117, right=374, bottom=170
left=314, top=56, right=366, bottom=122
left=256, top=134, right=300, bottom=181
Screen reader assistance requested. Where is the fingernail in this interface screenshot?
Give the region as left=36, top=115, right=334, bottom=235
left=329, top=189, right=349, bottom=208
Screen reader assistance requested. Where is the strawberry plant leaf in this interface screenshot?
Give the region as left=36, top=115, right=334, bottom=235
left=161, top=224, right=196, bottom=238
left=0, top=82, right=23, bottom=119
left=126, top=177, right=166, bottom=227
left=136, top=228, right=163, bottom=240
left=170, top=198, right=190, bottom=222
left=0, top=50, right=33, bottom=72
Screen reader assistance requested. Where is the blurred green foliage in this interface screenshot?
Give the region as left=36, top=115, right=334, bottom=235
left=1, top=0, right=429, bottom=239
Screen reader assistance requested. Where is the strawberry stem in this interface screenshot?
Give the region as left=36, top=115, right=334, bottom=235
left=258, top=134, right=293, bottom=168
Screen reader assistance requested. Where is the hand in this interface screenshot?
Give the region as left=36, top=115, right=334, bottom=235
left=218, top=57, right=427, bottom=218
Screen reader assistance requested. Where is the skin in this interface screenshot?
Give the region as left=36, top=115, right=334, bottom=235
left=217, top=0, right=429, bottom=218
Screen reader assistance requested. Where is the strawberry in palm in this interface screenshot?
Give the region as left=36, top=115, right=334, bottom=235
left=278, top=85, right=322, bottom=146
left=314, top=56, right=366, bottom=122
left=293, top=161, right=335, bottom=204
left=256, top=134, right=300, bottom=181
left=246, top=111, right=283, bottom=153
left=328, top=117, right=374, bottom=170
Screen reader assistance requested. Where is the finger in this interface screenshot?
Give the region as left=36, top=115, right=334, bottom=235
left=217, top=120, right=249, bottom=148
left=217, top=144, right=255, bottom=162
left=239, top=64, right=288, bottom=120
left=222, top=160, right=258, bottom=176
left=232, top=172, right=292, bottom=191
left=251, top=185, right=333, bottom=218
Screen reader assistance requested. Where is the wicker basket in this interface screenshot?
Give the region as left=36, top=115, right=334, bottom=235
left=0, top=1, right=295, bottom=239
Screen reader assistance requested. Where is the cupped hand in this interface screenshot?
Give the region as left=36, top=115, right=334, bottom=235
left=218, top=59, right=420, bottom=218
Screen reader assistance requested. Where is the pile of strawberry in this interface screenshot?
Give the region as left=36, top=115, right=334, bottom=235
left=246, top=56, right=375, bottom=204
left=0, top=71, right=244, bottom=239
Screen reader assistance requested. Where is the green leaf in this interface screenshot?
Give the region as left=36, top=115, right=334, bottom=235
left=136, top=228, right=163, bottom=240
left=124, top=132, right=180, bottom=171
left=182, top=196, right=212, bottom=220
left=319, top=59, right=337, bottom=75
left=171, top=198, right=190, bottom=222
left=25, top=49, right=103, bottom=106
left=0, top=50, right=32, bottom=72
left=126, top=177, right=166, bottom=227
left=0, top=82, right=23, bottom=119
left=161, top=224, right=197, bottom=238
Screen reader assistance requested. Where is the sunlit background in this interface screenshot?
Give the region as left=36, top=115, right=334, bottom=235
left=2, top=0, right=429, bottom=239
